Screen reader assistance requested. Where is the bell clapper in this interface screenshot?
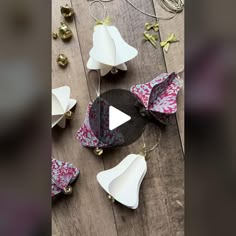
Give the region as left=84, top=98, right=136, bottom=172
left=94, top=147, right=103, bottom=156
left=111, top=67, right=119, bottom=74
left=108, top=195, right=115, bottom=203
left=63, top=185, right=73, bottom=195
left=65, top=111, right=73, bottom=120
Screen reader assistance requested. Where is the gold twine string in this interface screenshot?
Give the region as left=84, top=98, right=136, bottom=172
left=89, top=0, right=112, bottom=25
left=86, top=70, right=101, bottom=103
left=140, top=126, right=162, bottom=160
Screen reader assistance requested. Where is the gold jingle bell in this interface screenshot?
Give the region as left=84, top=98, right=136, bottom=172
left=61, top=4, right=74, bottom=19
left=57, top=54, right=69, bottom=67
left=94, top=147, right=103, bottom=156
left=59, top=22, right=73, bottom=41
left=111, top=67, right=119, bottom=74
left=52, top=32, right=58, bottom=39
left=63, top=186, right=73, bottom=195
left=108, top=195, right=115, bottom=203
left=65, top=111, right=73, bottom=120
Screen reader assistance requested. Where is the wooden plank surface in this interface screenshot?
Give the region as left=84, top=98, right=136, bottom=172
left=52, top=0, right=184, bottom=235
left=152, top=2, right=185, bottom=151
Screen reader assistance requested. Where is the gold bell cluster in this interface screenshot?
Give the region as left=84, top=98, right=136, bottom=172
left=53, top=4, right=75, bottom=68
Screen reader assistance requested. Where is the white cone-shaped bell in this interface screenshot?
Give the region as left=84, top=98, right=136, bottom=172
left=52, top=86, right=77, bottom=128
left=97, top=154, right=147, bottom=209
left=87, top=25, right=138, bottom=76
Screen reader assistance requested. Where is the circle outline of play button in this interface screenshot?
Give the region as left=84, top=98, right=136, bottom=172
left=89, top=89, right=147, bottom=147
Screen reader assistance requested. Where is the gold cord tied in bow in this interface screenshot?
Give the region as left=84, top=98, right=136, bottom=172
left=160, top=33, right=178, bottom=52
left=144, top=31, right=158, bottom=48
left=95, top=16, right=111, bottom=26
left=145, top=22, right=159, bottom=32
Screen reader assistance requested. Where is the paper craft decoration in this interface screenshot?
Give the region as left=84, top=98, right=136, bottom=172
left=97, top=154, right=147, bottom=209
left=87, top=25, right=138, bottom=76
left=76, top=102, right=124, bottom=152
left=51, top=158, right=80, bottom=198
left=52, top=86, right=77, bottom=128
left=130, top=72, right=182, bottom=124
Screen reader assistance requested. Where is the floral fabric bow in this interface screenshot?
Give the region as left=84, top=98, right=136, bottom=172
left=51, top=158, right=80, bottom=198
left=130, top=72, right=182, bottom=124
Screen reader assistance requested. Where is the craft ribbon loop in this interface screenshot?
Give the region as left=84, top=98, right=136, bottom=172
left=160, top=33, right=178, bottom=52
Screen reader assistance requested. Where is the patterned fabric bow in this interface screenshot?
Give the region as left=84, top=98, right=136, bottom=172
left=130, top=72, right=183, bottom=124
left=51, top=158, right=80, bottom=198
left=160, top=33, right=178, bottom=52
left=145, top=22, right=159, bottom=32
left=144, top=31, right=158, bottom=48
left=95, top=16, right=111, bottom=26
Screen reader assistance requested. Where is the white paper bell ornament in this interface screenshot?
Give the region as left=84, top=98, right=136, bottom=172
left=87, top=25, right=138, bottom=76
left=52, top=86, right=77, bottom=128
left=97, top=154, right=147, bottom=209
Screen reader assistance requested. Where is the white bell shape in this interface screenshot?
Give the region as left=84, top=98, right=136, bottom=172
left=87, top=25, right=138, bottom=74
left=97, top=154, right=147, bottom=209
left=52, top=86, right=76, bottom=128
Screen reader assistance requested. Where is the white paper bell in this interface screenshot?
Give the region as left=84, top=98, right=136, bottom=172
left=52, top=86, right=77, bottom=128
left=87, top=25, right=138, bottom=76
left=97, top=154, right=147, bottom=209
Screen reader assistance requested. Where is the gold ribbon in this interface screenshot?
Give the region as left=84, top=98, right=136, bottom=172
left=145, top=22, right=159, bottom=32
left=160, top=33, right=178, bottom=52
left=95, top=16, right=111, bottom=25
left=144, top=31, right=158, bottom=48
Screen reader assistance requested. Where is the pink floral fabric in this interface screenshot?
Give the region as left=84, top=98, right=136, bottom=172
left=76, top=102, right=124, bottom=148
left=51, top=158, right=79, bottom=197
left=130, top=72, right=182, bottom=123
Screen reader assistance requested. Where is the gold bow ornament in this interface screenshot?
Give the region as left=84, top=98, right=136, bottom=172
left=144, top=31, right=158, bottom=48
left=145, top=22, right=159, bottom=32
left=160, top=33, right=178, bottom=52
left=95, top=16, right=111, bottom=26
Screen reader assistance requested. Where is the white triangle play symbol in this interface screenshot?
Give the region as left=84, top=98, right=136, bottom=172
left=109, top=106, right=131, bottom=131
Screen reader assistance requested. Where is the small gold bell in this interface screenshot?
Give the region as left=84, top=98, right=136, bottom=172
left=60, top=4, right=74, bottom=19
left=57, top=54, right=69, bottom=67
left=52, top=32, right=58, bottom=39
left=111, top=67, right=119, bottom=74
left=59, top=22, right=73, bottom=41
left=108, top=195, right=115, bottom=203
left=63, top=186, right=73, bottom=195
left=94, top=147, right=103, bottom=156
left=65, top=111, right=73, bottom=119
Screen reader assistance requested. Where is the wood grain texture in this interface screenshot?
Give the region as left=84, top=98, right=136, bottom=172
left=52, top=0, right=117, bottom=235
left=52, top=0, right=184, bottom=235
left=152, top=1, right=185, bottom=151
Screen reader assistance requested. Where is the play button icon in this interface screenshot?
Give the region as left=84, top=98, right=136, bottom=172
left=89, top=89, right=147, bottom=147
left=109, top=106, right=131, bottom=131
